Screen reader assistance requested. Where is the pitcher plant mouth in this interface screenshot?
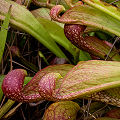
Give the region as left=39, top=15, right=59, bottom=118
left=2, top=60, right=120, bottom=107
left=2, top=64, right=74, bottom=102
left=49, top=4, right=120, bottom=61
left=64, top=24, right=120, bottom=61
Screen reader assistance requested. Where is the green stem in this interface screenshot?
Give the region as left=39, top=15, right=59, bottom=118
left=0, top=99, right=15, bottom=118
left=3, top=102, right=22, bottom=119
left=38, top=51, right=49, bottom=65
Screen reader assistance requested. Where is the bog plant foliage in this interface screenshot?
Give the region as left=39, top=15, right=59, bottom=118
left=1, top=0, right=120, bottom=119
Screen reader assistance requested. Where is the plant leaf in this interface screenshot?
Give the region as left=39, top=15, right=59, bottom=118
left=23, top=64, right=74, bottom=97
left=50, top=5, right=120, bottom=37
left=2, top=64, right=73, bottom=102
left=83, top=0, right=120, bottom=22
left=38, top=72, right=63, bottom=100
left=36, top=60, right=120, bottom=107
left=0, top=5, right=11, bottom=63
left=56, top=60, right=120, bottom=102
left=31, top=8, right=79, bottom=58
left=0, top=0, right=67, bottom=59
left=3, top=60, right=120, bottom=106
left=43, top=101, right=80, bottom=120
left=79, top=50, right=91, bottom=61
left=64, top=24, right=120, bottom=61
left=31, top=8, right=64, bottom=27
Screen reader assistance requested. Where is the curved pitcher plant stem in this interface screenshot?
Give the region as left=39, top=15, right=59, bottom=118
left=50, top=5, right=77, bottom=23
left=2, top=61, right=120, bottom=107
left=64, top=24, right=120, bottom=61
left=2, top=69, right=43, bottom=102
left=50, top=5, right=120, bottom=61
left=1, top=64, right=74, bottom=102
left=50, top=4, right=120, bottom=37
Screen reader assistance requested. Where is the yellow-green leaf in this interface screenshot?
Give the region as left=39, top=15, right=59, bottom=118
left=43, top=101, right=80, bottom=120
